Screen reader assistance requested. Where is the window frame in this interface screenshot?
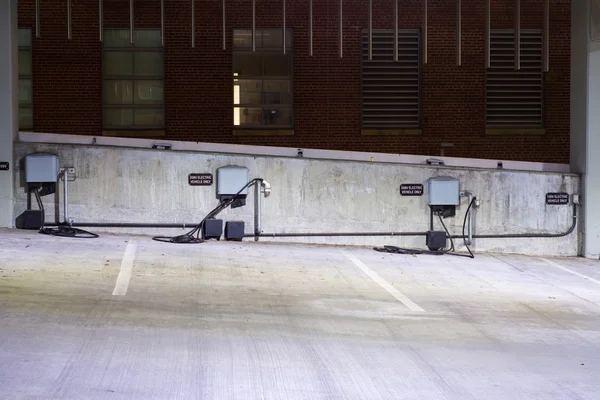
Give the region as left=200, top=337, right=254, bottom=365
left=102, top=29, right=165, bottom=131
left=232, top=28, right=294, bottom=130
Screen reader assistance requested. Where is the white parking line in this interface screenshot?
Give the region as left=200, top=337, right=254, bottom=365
left=112, top=241, right=137, bottom=296
left=541, top=258, right=600, bottom=286
left=341, top=250, right=425, bottom=312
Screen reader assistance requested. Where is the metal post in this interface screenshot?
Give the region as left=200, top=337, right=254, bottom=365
left=485, top=0, right=490, bottom=68
left=191, top=0, right=195, bottom=48
left=457, top=0, right=461, bottom=66
left=130, top=0, right=134, bottom=44
left=543, top=0, right=549, bottom=72
left=423, top=0, right=427, bottom=64
left=222, top=0, right=226, bottom=50
left=63, top=172, right=69, bottom=225
left=283, top=0, right=286, bottom=54
left=466, top=192, right=473, bottom=245
left=309, top=0, right=313, bottom=56
left=252, top=0, right=256, bottom=52
left=99, top=0, right=103, bottom=42
left=161, top=0, right=164, bottom=47
left=515, top=0, right=520, bottom=70
left=67, top=0, right=72, bottom=39
left=368, top=0, right=372, bottom=60
left=36, top=0, right=40, bottom=37
left=339, top=0, right=343, bottom=58
left=394, top=0, right=398, bottom=62
left=254, top=181, right=262, bottom=240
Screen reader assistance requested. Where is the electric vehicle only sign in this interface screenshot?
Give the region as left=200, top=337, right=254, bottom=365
left=400, top=184, right=424, bottom=196
left=189, top=173, right=213, bottom=186
left=546, top=192, right=569, bottom=205
left=0, top=162, right=9, bottom=171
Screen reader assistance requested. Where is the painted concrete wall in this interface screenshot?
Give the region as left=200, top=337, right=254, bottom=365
left=0, top=0, right=18, bottom=228
left=571, top=0, right=600, bottom=258
left=13, top=142, right=579, bottom=256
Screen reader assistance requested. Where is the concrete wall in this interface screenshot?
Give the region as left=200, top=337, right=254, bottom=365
left=13, top=141, right=579, bottom=256
left=570, top=0, right=600, bottom=258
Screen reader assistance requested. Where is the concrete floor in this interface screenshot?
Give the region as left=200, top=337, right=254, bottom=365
left=1, top=229, right=600, bottom=399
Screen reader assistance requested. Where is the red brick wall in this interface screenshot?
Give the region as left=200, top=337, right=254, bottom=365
left=18, top=0, right=571, bottom=163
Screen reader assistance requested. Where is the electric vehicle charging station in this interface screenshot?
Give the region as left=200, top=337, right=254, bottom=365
left=13, top=148, right=578, bottom=260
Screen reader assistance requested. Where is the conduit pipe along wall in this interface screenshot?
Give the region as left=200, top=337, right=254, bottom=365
left=13, top=142, right=580, bottom=257
left=250, top=203, right=577, bottom=240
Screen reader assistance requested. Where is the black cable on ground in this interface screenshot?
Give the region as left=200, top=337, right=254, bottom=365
left=34, top=188, right=99, bottom=239
left=374, top=245, right=446, bottom=256
left=375, top=199, right=476, bottom=259
left=152, top=179, right=262, bottom=244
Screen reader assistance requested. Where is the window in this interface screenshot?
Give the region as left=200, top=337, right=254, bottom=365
left=361, top=29, right=420, bottom=130
left=18, top=28, right=33, bottom=130
left=233, top=29, right=293, bottom=128
left=103, top=29, right=164, bottom=130
left=486, top=30, right=543, bottom=129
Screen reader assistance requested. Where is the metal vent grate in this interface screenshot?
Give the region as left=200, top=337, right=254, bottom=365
left=361, top=29, right=420, bottom=129
left=486, top=30, right=543, bottom=128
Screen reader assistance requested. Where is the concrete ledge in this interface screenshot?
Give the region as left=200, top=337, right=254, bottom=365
left=361, top=128, right=422, bottom=136
left=232, top=129, right=294, bottom=136
left=485, top=128, right=546, bottom=135
left=103, top=130, right=166, bottom=138
left=19, top=131, right=571, bottom=174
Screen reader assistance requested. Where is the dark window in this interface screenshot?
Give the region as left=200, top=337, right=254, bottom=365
left=486, top=30, right=543, bottom=129
left=102, top=29, right=164, bottom=130
left=361, top=29, right=420, bottom=129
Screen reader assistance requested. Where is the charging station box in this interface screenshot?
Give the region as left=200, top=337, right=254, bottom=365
left=225, top=221, right=245, bottom=241
left=426, top=177, right=460, bottom=206
left=202, top=219, right=223, bottom=240
left=426, top=231, right=447, bottom=251
left=216, top=166, right=249, bottom=198
left=25, top=153, right=59, bottom=184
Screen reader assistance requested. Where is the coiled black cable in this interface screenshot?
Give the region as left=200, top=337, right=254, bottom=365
left=34, top=188, right=99, bottom=239
left=375, top=198, right=476, bottom=259
left=152, top=179, right=262, bottom=244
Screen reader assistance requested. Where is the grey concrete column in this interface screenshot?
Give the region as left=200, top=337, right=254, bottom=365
left=0, top=0, right=19, bottom=228
left=571, top=0, right=600, bottom=258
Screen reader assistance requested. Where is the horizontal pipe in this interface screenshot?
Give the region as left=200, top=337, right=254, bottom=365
left=44, top=205, right=576, bottom=240
left=250, top=205, right=578, bottom=240
left=45, top=222, right=200, bottom=229
left=469, top=204, right=578, bottom=239
left=248, top=232, right=427, bottom=238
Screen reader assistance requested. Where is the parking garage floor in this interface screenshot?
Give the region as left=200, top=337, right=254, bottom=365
left=1, top=228, right=600, bottom=400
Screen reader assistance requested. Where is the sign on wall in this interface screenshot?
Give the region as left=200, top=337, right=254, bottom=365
left=188, top=173, right=213, bottom=186
left=0, top=162, right=9, bottom=171
left=400, top=184, right=424, bottom=196
left=545, top=192, right=569, bottom=205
